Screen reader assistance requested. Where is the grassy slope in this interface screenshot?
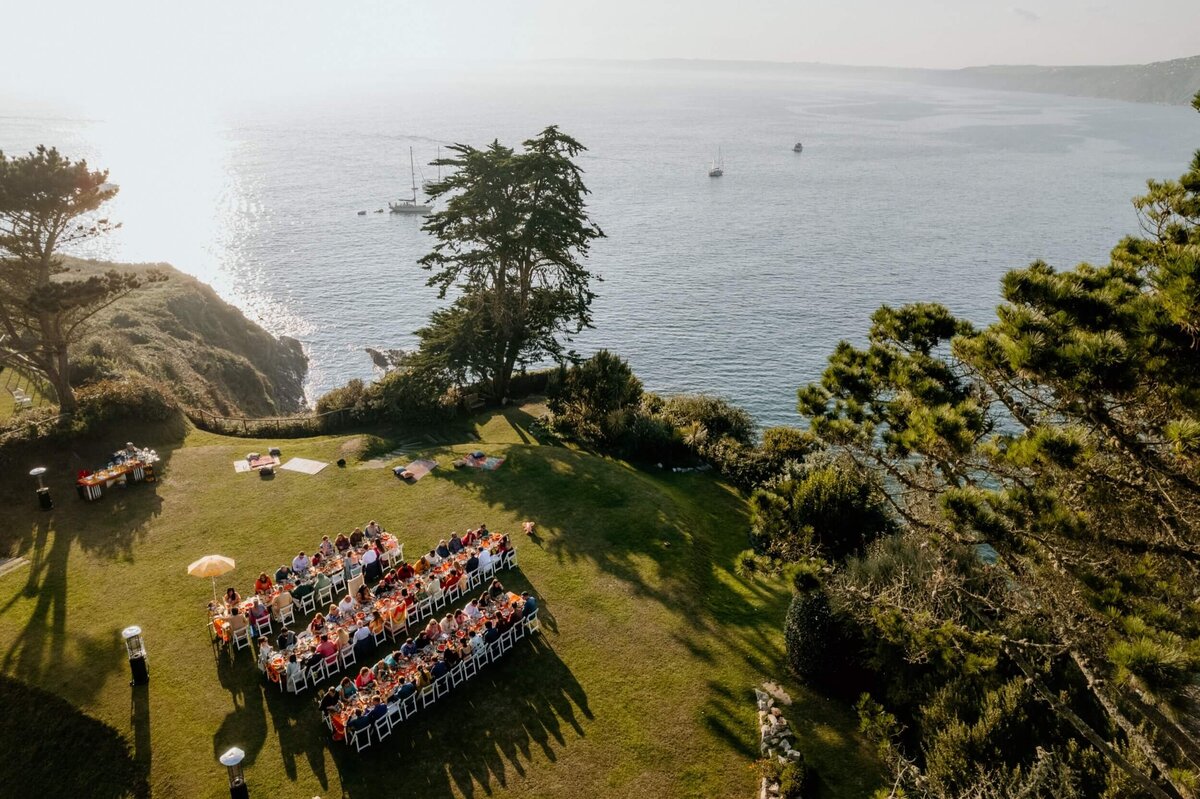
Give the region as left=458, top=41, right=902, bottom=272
left=0, top=407, right=881, bottom=799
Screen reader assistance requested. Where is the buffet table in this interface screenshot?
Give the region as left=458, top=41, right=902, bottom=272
left=77, top=448, right=160, bottom=502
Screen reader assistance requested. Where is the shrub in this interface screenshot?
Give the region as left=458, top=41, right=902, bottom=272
left=616, top=409, right=687, bottom=463
left=316, top=378, right=369, bottom=419
left=785, top=587, right=834, bottom=682
left=505, top=367, right=555, bottom=399
left=549, top=351, right=643, bottom=444
left=660, top=394, right=755, bottom=445
left=778, top=757, right=817, bottom=799
left=363, top=363, right=457, bottom=425
left=73, top=375, right=178, bottom=430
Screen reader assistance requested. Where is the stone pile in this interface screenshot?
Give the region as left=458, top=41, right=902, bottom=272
left=755, top=685, right=804, bottom=798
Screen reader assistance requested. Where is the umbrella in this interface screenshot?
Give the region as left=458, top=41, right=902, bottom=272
left=187, top=554, right=236, bottom=602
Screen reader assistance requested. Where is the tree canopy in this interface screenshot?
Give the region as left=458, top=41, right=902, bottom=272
left=0, top=146, right=162, bottom=411
left=418, top=126, right=604, bottom=399
left=784, top=92, right=1200, bottom=798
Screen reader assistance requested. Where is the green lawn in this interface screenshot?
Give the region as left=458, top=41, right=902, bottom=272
left=0, top=366, right=49, bottom=421
left=0, top=406, right=882, bottom=799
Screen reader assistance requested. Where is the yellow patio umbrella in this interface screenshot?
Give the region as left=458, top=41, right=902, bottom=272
left=187, top=554, right=236, bottom=602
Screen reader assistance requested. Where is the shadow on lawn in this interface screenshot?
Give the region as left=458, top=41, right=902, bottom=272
left=0, top=420, right=181, bottom=697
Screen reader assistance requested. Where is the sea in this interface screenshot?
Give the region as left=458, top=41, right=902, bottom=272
left=3, top=63, right=1197, bottom=429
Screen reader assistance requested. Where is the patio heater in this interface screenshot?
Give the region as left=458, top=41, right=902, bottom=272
left=29, top=466, right=52, bottom=510
left=219, top=747, right=249, bottom=799
left=122, top=625, right=149, bottom=686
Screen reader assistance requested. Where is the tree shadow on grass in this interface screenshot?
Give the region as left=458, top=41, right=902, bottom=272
left=0, top=673, right=150, bottom=799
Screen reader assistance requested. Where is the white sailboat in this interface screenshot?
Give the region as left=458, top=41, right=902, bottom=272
left=390, top=147, right=432, bottom=215
left=708, top=147, right=724, bottom=178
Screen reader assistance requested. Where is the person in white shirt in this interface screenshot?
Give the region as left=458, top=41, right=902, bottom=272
left=285, top=655, right=303, bottom=690
left=361, top=547, right=378, bottom=568
left=427, top=548, right=443, bottom=567
left=365, top=520, right=383, bottom=539
left=338, top=594, right=357, bottom=616
left=292, top=551, right=311, bottom=575
left=352, top=624, right=372, bottom=645
left=464, top=599, right=482, bottom=621
left=477, top=547, right=493, bottom=572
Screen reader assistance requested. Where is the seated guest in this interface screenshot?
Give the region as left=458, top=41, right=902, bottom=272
left=354, top=666, right=375, bottom=690
left=355, top=584, right=373, bottom=606
left=318, top=686, right=340, bottom=715
left=249, top=600, right=271, bottom=632
left=454, top=608, right=469, bottom=627
left=254, top=572, right=274, bottom=595
left=477, top=591, right=493, bottom=610
left=349, top=527, right=365, bottom=548
left=395, top=560, right=415, bottom=580
left=339, top=676, right=357, bottom=699
left=365, top=520, right=383, bottom=540
left=310, top=552, right=323, bottom=569
left=477, top=547, right=493, bottom=573
left=285, top=654, right=304, bottom=690
left=334, top=532, right=351, bottom=552
left=274, top=564, right=291, bottom=584
left=489, top=578, right=505, bottom=599
left=352, top=625, right=372, bottom=659
left=326, top=604, right=343, bottom=624
left=399, top=588, right=415, bottom=609
left=346, top=708, right=370, bottom=733
left=477, top=523, right=490, bottom=539
left=496, top=534, right=512, bottom=554
left=464, top=550, right=480, bottom=573
left=334, top=626, right=350, bottom=649
left=224, top=586, right=241, bottom=607
left=440, top=614, right=457, bottom=636
left=441, top=568, right=462, bottom=591
left=423, top=618, right=442, bottom=641
left=445, top=643, right=462, bottom=666
left=426, top=548, right=444, bottom=567
left=226, top=606, right=249, bottom=637
left=319, top=535, right=335, bottom=558
left=469, top=630, right=486, bottom=655
left=483, top=620, right=500, bottom=644
left=316, top=634, right=338, bottom=664
left=448, top=532, right=464, bottom=553
left=292, top=551, right=311, bottom=576
left=276, top=628, right=297, bottom=650
left=368, top=612, right=385, bottom=638
left=461, top=528, right=477, bottom=547
left=431, top=657, right=449, bottom=680
left=308, top=613, right=327, bottom=636
left=365, top=697, right=387, bottom=724
left=520, top=591, right=539, bottom=617
left=400, top=637, right=418, bottom=658
left=256, top=640, right=274, bottom=673
left=436, top=539, right=451, bottom=559
left=464, top=599, right=482, bottom=620
left=338, top=594, right=357, bottom=616
left=414, top=666, right=432, bottom=688
left=271, top=587, right=293, bottom=616
left=393, top=677, right=417, bottom=701
left=413, top=555, right=430, bottom=574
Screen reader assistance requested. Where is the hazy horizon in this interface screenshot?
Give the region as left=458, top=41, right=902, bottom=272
left=2, top=0, right=1199, bottom=119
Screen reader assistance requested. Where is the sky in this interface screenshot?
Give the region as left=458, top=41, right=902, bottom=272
left=1, top=0, right=1197, bottom=116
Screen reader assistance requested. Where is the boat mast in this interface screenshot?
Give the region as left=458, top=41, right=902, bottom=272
left=409, top=147, right=418, bottom=201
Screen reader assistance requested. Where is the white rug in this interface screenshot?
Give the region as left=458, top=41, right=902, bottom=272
left=281, top=457, right=329, bottom=475
left=232, top=460, right=251, bottom=473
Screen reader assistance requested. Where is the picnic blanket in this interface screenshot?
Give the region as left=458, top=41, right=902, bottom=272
left=458, top=454, right=505, bottom=471
left=280, top=457, right=329, bottom=475
left=395, top=459, right=437, bottom=481
left=233, top=455, right=280, bottom=474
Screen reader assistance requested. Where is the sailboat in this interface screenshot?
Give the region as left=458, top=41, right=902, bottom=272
left=708, top=147, right=724, bottom=178
left=422, top=146, right=442, bottom=191
left=389, top=147, right=432, bottom=215
left=793, top=141, right=804, bottom=153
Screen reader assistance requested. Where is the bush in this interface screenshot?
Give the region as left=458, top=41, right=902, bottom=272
left=616, top=409, right=687, bottom=463
left=778, top=757, right=818, bottom=799
left=73, top=375, right=179, bottom=431
left=785, top=587, right=834, bottom=683
left=363, top=363, right=457, bottom=425
left=660, top=394, right=755, bottom=445
left=316, top=378, right=369, bottom=418
left=549, top=351, right=643, bottom=444
left=505, top=367, right=555, bottom=399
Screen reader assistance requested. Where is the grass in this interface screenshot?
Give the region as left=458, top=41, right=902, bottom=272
left=0, top=404, right=882, bottom=799
left=0, top=365, right=50, bottom=422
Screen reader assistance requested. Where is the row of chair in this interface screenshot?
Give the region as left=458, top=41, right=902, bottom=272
left=337, top=609, right=541, bottom=752
left=273, top=547, right=521, bottom=694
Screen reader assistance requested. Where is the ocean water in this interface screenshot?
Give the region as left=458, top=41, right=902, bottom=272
left=4, top=64, right=1197, bottom=428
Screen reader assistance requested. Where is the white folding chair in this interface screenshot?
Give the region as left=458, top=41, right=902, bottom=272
left=385, top=613, right=408, bottom=642
left=374, top=714, right=392, bottom=741
left=525, top=610, right=540, bottom=634
left=347, top=562, right=363, bottom=580
left=348, top=724, right=371, bottom=752
left=232, top=625, right=252, bottom=651
left=463, top=655, right=478, bottom=680
left=330, top=570, right=346, bottom=593
left=275, top=602, right=296, bottom=626
left=513, top=619, right=526, bottom=640
left=420, top=683, right=437, bottom=709
left=450, top=663, right=465, bottom=687
left=500, top=628, right=514, bottom=653
left=414, top=598, right=432, bottom=622
left=434, top=673, right=452, bottom=698
left=488, top=640, right=503, bottom=663
left=483, top=559, right=498, bottom=580
left=339, top=644, right=357, bottom=671
left=297, top=590, right=317, bottom=616
left=401, top=692, right=419, bottom=719
left=315, top=582, right=334, bottom=609
left=386, top=700, right=404, bottom=727
left=307, top=659, right=326, bottom=686
left=254, top=614, right=273, bottom=638
left=346, top=573, right=365, bottom=598
left=506, top=548, right=518, bottom=568
left=286, top=668, right=308, bottom=694
left=371, top=625, right=387, bottom=647
left=431, top=587, right=446, bottom=611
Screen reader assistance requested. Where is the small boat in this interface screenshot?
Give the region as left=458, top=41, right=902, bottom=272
left=357, top=210, right=367, bottom=216
left=793, top=142, right=803, bottom=153
left=708, top=146, right=724, bottom=178
left=390, top=147, right=432, bottom=215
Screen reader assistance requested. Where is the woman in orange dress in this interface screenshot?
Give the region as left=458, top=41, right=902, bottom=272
left=254, top=572, right=274, bottom=595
